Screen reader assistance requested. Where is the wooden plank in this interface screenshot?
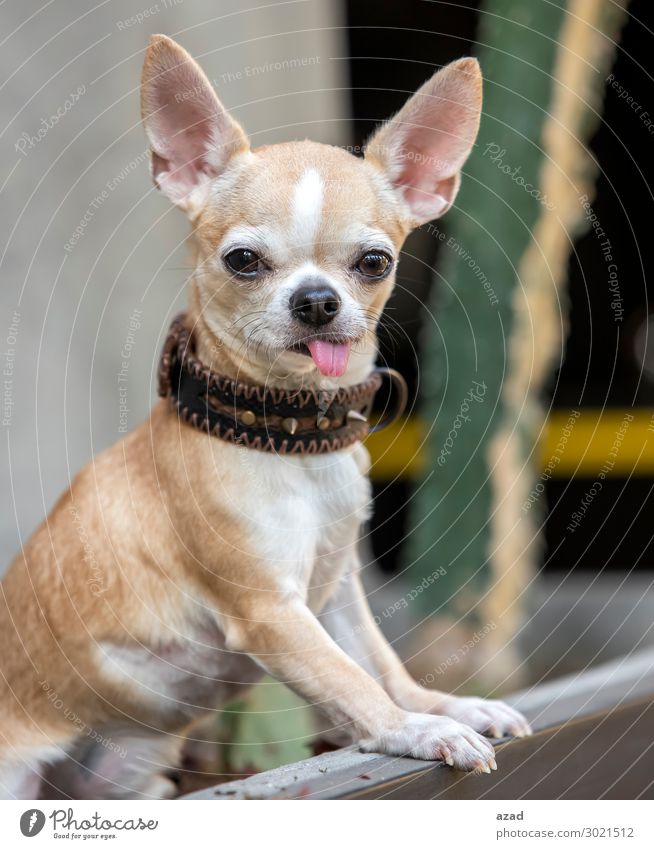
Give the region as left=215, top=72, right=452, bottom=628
left=182, top=647, right=654, bottom=800
left=348, top=698, right=654, bottom=800
left=508, top=647, right=654, bottom=728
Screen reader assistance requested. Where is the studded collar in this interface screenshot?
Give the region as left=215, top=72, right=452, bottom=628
left=157, top=312, right=408, bottom=455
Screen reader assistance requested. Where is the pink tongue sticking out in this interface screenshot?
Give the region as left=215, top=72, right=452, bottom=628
left=307, top=339, right=351, bottom=377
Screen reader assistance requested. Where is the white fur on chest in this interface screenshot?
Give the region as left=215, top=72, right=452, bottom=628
left=97, top=444, right=372, bottom=722
left=230, top=443, right=372, bottom=604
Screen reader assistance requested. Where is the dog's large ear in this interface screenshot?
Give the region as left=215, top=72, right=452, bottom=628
left=141, top=34, right=249, bottom=210
left=365, top=58, right=482, bottom=226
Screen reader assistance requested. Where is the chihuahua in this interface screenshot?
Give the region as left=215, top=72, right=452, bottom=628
left=0, top=35, right=530, bottom=800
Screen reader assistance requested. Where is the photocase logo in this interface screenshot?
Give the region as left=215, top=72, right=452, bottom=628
left=20, top=809, right=45, bottom=837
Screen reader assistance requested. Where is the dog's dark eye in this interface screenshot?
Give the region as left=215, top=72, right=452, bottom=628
left=224, top=249, right=263, bottom=277
left=356, top=251, right=392, bottom=279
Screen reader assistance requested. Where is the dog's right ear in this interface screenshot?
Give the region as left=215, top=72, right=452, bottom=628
left=365, top=58, right=482, bottom=227
left=141, top=35, right=249, bottom=211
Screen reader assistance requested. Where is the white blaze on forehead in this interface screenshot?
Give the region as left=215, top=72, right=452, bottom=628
left=291, top=168, right=324, bottom=250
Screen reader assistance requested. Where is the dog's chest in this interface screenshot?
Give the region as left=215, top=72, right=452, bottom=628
left=239, top=444, right=371, bottom=559
left=98, top=448, right=371, bottom=718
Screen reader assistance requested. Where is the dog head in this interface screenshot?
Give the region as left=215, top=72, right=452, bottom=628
left=141, top=35, right=482, bottom=385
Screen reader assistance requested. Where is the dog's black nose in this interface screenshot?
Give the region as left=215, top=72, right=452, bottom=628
left=290, top=284, right=341, bottom=326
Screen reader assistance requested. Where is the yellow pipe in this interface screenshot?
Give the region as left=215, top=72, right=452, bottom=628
left=366, top=409, right=654, bottom=480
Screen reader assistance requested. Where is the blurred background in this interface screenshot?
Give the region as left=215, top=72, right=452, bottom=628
left=2, top=0, right=653, bottom=778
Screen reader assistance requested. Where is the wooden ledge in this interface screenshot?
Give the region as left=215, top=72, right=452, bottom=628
left=182, top=648, right=654, bottom=800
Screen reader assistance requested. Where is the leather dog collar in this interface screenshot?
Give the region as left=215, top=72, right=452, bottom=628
left=158, top=313, right=408, bottom=455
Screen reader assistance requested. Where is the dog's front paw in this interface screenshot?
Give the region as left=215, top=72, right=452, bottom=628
left=438, top=696, right=532, bottom=739
left=360, top=712, right=496, bottom=773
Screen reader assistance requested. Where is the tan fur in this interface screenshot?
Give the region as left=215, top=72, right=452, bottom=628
left=0, top=35, right=529, bottom=799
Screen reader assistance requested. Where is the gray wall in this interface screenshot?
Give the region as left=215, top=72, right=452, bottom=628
left=0, top=0, right=350, bottom=567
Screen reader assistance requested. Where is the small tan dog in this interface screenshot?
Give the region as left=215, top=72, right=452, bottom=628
left=0, top=35, right=530, bottom=799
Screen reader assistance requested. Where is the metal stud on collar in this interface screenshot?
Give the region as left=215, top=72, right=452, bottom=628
left=347, top=410, right=368, bottom=423
left=282, top=417, right=299, bottom=435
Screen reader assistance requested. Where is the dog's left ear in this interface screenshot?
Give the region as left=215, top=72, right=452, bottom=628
left=365, top=58, right=482, bottom=226
left=141, top=34, right=249, bottom=211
